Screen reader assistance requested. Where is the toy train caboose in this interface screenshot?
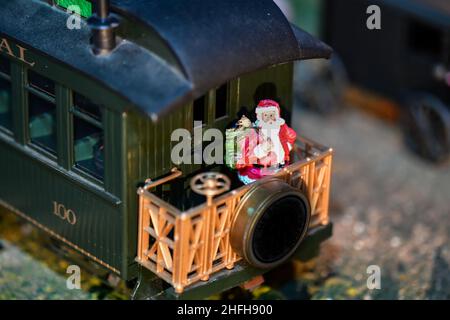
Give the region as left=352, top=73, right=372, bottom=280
left=0, top=0, right=333, bottom=298
left=323, top=0, right=450, bottom=162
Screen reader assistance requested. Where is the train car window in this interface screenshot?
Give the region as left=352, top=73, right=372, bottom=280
left=0, top=56, right=12, bottom=131
left=215, top=84, right=228, bottom=119
left=27, top=71, right=57, bottom=154
left=0, top=57, right=10, bottom=75
left=72, top=92, right=104, bottom=181
left=74, top=93, right=102, bottom=120
left=408, top=20, right=443, bottom=59
left=28, top=70, right=55, bottom=97
left=193, top=95, right=206, bottom=125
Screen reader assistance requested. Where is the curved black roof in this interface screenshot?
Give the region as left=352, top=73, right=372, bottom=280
left=2, top=0, right=331, bottom=120
left=111, top=0, right=332, bottom=103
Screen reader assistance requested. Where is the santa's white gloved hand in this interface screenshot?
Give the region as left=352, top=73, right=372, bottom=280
left=254, top=140, right=273, bottom=159
left=287, top=142, right=293, bottom=151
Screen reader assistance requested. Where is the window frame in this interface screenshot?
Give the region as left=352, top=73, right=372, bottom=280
left=0, top=50, right=124, bottom=200
left=69, top=90, right=106, bottom=185
left=20, top=69, right=108, bottom=186
left=214, top=83, right=229, bottom=121
left=0, top=57, right=13, bottom=135
left=192, top=94, right=208, bottom=128
left=25, top=69, right=58, bottom=160
left=191, top=82, right=232, bottom=130
left=60, top=86, right=121, bottom=196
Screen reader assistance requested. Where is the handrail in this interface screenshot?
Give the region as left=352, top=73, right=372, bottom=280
left=141, top=167, right=182, bottom=191
left=296, top=135, right=330, bottom=153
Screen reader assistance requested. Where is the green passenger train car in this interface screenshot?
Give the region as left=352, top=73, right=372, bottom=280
left=0, top=0, right=333, bottom=298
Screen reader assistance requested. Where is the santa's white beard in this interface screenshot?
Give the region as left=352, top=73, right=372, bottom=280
left=257, top=120, right=285, bottom=164
left=260, top=126, right=280, bottom=141
left=258, top=117, right=285, bottom=129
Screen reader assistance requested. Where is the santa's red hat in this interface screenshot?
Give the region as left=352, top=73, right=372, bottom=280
left=256, top=99, right=280, bottom=116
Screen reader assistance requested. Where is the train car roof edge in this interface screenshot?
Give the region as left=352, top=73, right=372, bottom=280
left=2, top=0, right=332, bottom=121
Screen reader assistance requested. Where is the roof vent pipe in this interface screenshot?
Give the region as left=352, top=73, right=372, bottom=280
left=88, top=0, right=119, bottom=55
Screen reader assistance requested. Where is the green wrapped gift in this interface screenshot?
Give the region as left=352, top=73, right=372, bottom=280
left=225, top=127, right=254, bottom=169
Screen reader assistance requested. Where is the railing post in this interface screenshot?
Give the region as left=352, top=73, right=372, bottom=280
left=208, top=205, right=218, bottom=274
left=321, top=152, right=333, bottom=225
left=137, top=189, right=149, bottom=262
left=225, top=198, right=236, bottom=269
left=190, top=172, right=231, bottom=281
left=173, top=214, right=190, bottom=294
left=307, top=160, right=316, bottom=209
left=200, top=207, right=211, bottom=281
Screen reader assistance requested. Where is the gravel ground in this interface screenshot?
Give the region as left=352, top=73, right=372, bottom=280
left=1, top=105, right=449, bottom=300
left=0, top=240, right=90, bottom=300
left=293, top=107, right=450, bottom=300
left=0, top=212, right=129, bottom=300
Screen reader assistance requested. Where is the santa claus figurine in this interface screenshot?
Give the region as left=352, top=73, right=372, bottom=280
left=237, top=99, right=297, bottom=184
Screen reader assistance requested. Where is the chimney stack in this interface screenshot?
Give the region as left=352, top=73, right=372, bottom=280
left=88, top=0, right=119, bottom=55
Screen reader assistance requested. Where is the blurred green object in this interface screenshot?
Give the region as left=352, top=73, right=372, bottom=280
left=75, top=134, right=100, bottom=162
left=30, top=113, right=55, bottom=138
left=288, top=0, right=323, bottom=36
left=56, top=0, right=92, bottom=18
left=225, top=127, right=253, bottom=169
left=0, top=78, right=12, bottom=129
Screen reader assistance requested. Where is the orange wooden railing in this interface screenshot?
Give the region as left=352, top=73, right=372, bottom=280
left=136, top=137, right=333, bottom=293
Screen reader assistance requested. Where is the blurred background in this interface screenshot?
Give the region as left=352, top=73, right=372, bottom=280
left=1, top=0, right=449, bottom=299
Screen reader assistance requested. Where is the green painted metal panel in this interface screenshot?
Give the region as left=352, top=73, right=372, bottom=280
left=0, top=139, right=123, bottom=273
left=0, top=45, right=130, bottom=276
left=124, top=106, right=193, bottom=270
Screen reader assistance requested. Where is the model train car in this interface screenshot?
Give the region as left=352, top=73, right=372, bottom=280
left=323, top=0, right=450, bottom=162
left=0, top=0, right=333, bottom=299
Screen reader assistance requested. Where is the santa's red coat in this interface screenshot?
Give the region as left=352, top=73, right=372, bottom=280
left=279, top=123, right=297, bottom=162
left=236, top=124, right=297, bottom=169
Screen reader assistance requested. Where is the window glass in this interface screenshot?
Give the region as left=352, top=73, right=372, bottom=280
left=0, top=57, right=10, bottom=76
left=27, top=71, right=57, bottom=154
left=29, top=94, right=57, bottom=153
left=73, top=92, right=102, bottom=120
left=28, top=70, right=55, bottom=96
left=72, top=93, right=104, bottom=180
left=0, top=57, right=12, bottom=131
left=215, top=84, right=228, bottom=119
left=0, top=78, right=12, bottom=131
left=193, top=95, right=206, bottom=125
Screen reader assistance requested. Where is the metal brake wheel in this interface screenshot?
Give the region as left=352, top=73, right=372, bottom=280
left=190, top=172, right=231, bottom=198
